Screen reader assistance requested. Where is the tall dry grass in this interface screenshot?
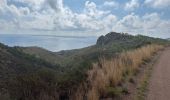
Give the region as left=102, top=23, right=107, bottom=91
left=84, top=44, right=163, bottom=100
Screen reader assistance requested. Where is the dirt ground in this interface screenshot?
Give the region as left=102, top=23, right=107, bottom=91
left=146, top=47, right=170, bottom=100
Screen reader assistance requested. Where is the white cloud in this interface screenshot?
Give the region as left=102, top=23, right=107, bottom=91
left=0, top=0, right=170, bottom=38
left=0, top=0, right=30, bottom=17
left=112, top=13, right=170, bottom=37
left=145, top=0, right=170, bottom=8
left=103, top=1, right=119, bottom=8
left=84, top=1, right=110, bottom=18
left=6, top=0, right=45, bottom=11
left=125, top=0, right=139, bottom=11
left=0, top=19, right=17, bottom=30
left=19, top=7, right=30, bottom=15
left=45, top=0, right=64, bottom=12
left=0, top=0, right=7, bottom=6
left=0, top=0, right=117, bottom=33
left=12, top=0, right=45, bottom=5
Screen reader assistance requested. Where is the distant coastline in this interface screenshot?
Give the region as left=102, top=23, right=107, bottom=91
left=0, top=34, right=98, bottom=52
left=31, top=34, right=98, bottom=38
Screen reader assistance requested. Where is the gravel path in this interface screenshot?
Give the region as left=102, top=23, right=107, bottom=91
left=147, top=47, right=170, bottom=100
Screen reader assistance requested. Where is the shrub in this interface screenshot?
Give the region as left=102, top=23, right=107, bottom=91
left=7, top=69, right=58, bottom=100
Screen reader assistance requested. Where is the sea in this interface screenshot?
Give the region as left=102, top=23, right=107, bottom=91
left=0, top=34, right=98, bottom=52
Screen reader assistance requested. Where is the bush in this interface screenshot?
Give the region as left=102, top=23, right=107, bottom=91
left=7, top=69, right=58, bottom=100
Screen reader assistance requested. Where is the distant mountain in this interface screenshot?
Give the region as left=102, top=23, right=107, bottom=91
left=167, top=38, right=170, bottom=40
left=96, top=32, right=132, bottom=45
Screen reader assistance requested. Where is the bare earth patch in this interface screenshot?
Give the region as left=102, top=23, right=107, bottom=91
left=146, top=47, right=170, bottom=100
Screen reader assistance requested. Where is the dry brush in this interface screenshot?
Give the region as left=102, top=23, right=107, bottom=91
left=73, top=44, right=163, bottom=100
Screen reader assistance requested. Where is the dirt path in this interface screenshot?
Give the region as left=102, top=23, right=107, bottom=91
left=146, top=47, right=170, bottom=100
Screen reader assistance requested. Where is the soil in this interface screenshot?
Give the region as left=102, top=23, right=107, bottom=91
left=146, top=47, right=170, bottom=100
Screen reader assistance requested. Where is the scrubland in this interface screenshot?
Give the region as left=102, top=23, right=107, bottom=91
left=74, top=44, right=163, bottom=100
left=0, top=32, right=169, bottom=100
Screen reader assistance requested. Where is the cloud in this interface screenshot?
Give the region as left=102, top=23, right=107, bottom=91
left=0, top=0, right=117, bottom=33
left=7, top=0, right=45, bottom=11
left=124, top=0, right=139, bottom=11
left=84, top=1, right=110, bottom=18
left=0, top=0, right=170, bottom=38
left=144, top=0, right=170, bottom=8
left=112, top=13, right=170, bottom=37
left=0, top=19, right=17, bottom=30
left=0, top=0, right=30, bottom=17
left=0, top=0, right=7, bottom=6
left=45, top=0, right=64, bottom=12
left=11, top=0, right=45, bottom=5
left=103, top=1, right=119, bottom=8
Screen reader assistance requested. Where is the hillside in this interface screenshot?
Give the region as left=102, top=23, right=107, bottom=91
left=0, top=43, right=63, bottom=100
left=20, top=32, right=168, bottom=66
left=0, top=32, right=169, bottom=100
left=19, top=46, right=64, bottom=65
left=0, top=43, right=61, bottom=78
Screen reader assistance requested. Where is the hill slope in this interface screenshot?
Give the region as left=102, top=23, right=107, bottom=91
left=0, top=43, right=61, bottom=78
left=0, top=43, right=63, bottom=99
left=20, top=32, right=168, bottom=66
left=0, top=32, right=169, bottom=100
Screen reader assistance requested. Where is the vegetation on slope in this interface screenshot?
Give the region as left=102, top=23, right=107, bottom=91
left=20, top=32, right=168, bottom=66
left=0, top=43, right=62, bottom=100
left=0, top=32, right=169, bottom=100
left=84, top=44, right=163, bottom=100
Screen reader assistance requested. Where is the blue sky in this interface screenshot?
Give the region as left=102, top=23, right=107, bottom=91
left=0, top=0, right=170, bottom=38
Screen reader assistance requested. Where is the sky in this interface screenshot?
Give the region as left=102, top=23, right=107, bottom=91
left=0, top=0, right=170, bottom=38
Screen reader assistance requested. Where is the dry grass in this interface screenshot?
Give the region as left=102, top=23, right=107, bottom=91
left=84, top=44, right=163, bottom=100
